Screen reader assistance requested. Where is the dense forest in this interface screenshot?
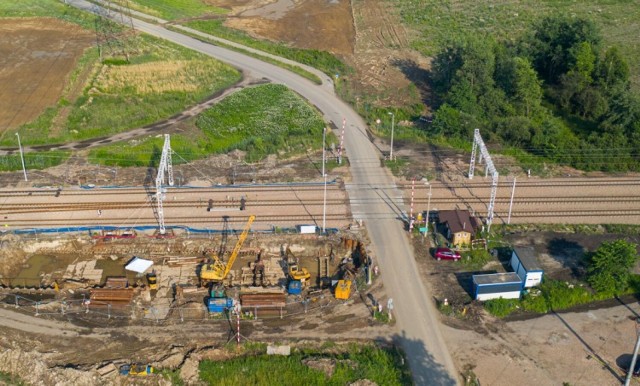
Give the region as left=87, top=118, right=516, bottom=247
left=429, top=16, right=640, bottom=172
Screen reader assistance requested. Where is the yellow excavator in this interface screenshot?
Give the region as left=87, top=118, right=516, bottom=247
left=289, top=264, right=310, bottom=281
left=200, top=215, right=255, bottom=284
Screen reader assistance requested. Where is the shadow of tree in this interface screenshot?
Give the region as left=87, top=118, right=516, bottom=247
left=392, top=330, right=459, bottom=385
left=547, top=238, right=587, bottom=278
left=389, top=58, right=434, bottom=107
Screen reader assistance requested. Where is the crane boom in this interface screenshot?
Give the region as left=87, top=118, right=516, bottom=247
left=200, top=215, right=255, bottom=283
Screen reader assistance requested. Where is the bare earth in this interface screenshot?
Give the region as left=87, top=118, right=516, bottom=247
left=0, top=18, right=93, bottom=132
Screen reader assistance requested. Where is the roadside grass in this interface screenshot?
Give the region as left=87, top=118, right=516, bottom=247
left=395, top=0, right=640, bottom=89
left=123, top=0, right=227, bottom=20
left=199, top=344, right=411, bottom=385
left=183, top=19, right=348, bottom=80
left=89, top=84, right=327, bottom=166
left=166, top=25, right=323, bottom=84
left=5, top=33, right=241, bottom=147
left=0, top=151, right=70, bottom=172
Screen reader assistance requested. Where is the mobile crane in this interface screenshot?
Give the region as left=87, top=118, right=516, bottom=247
left=200, top=215, right=255, bottom=284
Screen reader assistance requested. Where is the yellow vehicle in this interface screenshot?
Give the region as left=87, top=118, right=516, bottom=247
left=200, top=215, right=255, bottom=283
left=288, top=264, right=310, bottom=281
left=119, top=363, right=154, bottom=376
left=335, top=279, right=352, bottom=300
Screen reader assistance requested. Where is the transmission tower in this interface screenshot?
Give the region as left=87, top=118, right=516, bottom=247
left=93, top=0, right=136, bottom=61
left=155, top=134, right=174, bottom=235
left=468, top=129, right=498, bottom=232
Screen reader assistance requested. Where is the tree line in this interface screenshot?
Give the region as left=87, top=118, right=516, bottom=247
left=430, top=15, right=640, bottom=172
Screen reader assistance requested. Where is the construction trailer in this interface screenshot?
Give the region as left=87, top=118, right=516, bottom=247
left=510, top=246, right=544, bottom=288
left=472, top=272, right=522, bottom=301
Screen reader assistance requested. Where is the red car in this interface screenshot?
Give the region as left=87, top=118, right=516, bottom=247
left=434, top=247, right=461, bottom=261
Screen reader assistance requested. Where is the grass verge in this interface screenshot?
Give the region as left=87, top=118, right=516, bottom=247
left=0, top=151, right=70, bottom=172
left=182, top=19, right=347, bottom=80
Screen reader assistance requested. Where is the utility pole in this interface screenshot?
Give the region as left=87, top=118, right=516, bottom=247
left=338, top=118, right=345, bottom=165
left=322, top=127, right=326, bottom=178
left=507, top=177, right=516, bottom=224
left=15, top=133, right=27, bottom=182
left=409, top=177, right=415, bottom=233
left=625, top=318, right=640, bottom=386
left=322, top=127, right=327, bottom=234
left=426, top=182, right=432, bottom=235
left=388, top=112, right=395, bottom=161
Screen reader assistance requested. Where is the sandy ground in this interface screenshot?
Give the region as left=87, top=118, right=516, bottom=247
left=446, top=302, right=640, bottom=385
left=0, top=18, right=93, bottom=131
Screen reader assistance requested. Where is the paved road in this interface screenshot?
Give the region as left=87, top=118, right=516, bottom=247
left=66, top=1, right=458, bottom=383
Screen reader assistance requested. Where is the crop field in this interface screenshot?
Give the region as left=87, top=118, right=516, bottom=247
left=395, top=0, right=640, bottom=89
left=2, top=32, right=240, bottom=147
left=199, top=344, right=411, bottom=385
left=0, top=0, right=240, bottom=147
left=89, top=84, right=329, bottom=166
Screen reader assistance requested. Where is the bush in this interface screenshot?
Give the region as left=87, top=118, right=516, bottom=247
left=587, top=239, right=639, bottom=296
left=461, top=249, right=492, bottom=269
left=484, top=298, right=519, bottom=318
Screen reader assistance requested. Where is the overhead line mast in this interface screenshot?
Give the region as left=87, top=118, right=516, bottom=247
left=468, top=129, right=498, bottom=232
left=156, top=134, right=174, bottom=235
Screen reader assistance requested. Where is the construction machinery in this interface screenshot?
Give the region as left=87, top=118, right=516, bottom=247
left=207, top=286, right=233, bottom=313
left=200, top=215, right=255, bottom=284
left=334, top=279, right=352, bottom=300
left=119, top=363, right=154, bottom=376
left=288, top=264, right=310, bottom=282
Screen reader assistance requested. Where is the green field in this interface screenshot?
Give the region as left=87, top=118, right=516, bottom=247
left=90, top=84, right=329, bottom=166
left=121, top=0, right=227, bottom=20
left=395, top=0, right=640, bottom=89
left=199, top=344, right=411, bottom=386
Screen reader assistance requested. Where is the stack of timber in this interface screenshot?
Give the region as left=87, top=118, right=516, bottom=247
left=240, top=288, right=286, bottom=317
left=165, top=256, right=202, bottom=267
left=89, top=288, right=135, bottom=307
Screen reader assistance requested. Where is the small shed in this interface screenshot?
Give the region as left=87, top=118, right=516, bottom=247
left=511, top=247, right=544, bottom=288
left=438, top=209, right=480, bottom=247
left=472, top=272, right=523, bottom=301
